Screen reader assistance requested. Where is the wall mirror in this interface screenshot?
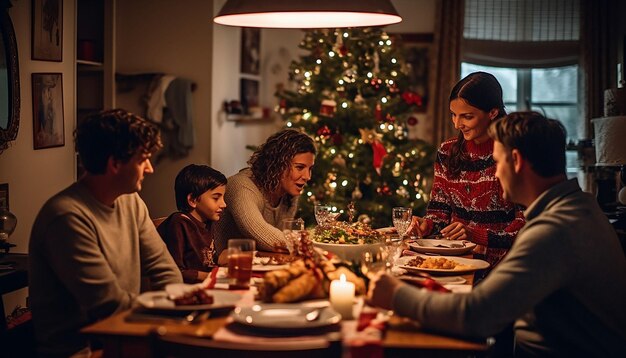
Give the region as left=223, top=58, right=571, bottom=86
left=0, top=1, right=20, bottom=153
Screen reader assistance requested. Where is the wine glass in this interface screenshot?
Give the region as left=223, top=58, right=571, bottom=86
left=360, top=247, right=390, bottom=279
left=281, top=218, right=304, bottom=254
left=392, top=207, right=412, bottom=242
left=314, top=204, right=333, bottom=227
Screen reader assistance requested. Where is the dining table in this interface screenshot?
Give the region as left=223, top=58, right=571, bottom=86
left=81, top=251, right=491, bottom=358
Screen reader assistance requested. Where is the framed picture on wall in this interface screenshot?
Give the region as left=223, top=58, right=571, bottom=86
left=392, top=33, right=434, bottom=113
left=32, top=0, right=63, bottom=61
left=32, top=73, right=65, bottom=149
left=0, top=183, right=8, bottom=211
left=241, top=27, right=260, bottom=75
left=240, top=78, right=259, bottom=114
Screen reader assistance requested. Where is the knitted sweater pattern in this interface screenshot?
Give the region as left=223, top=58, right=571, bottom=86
left=424, top=137, right=525, bottom=266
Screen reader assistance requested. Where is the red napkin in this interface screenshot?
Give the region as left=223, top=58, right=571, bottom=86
left=206, top=266, right=220, bottom=289
left=345, top=306, right=388, bottom=358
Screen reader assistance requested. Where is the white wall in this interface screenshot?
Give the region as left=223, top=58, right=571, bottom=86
left=0, top=0, right=76, bottom=315
left=115, top=0, right=213, bottom=218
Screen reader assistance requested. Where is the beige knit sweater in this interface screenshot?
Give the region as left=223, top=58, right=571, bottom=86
left=214, top=169, right=298, bottom=253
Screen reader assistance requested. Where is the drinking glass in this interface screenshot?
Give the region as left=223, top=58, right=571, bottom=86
left=360, top=247, right=390, bottom=279
left=227, top=239, right=255, bottom=289
left=281, top=218, right=304, bottom=254
left=392, top=207, right=412, bottom=242
left=314, top=204, right=333, bottom=227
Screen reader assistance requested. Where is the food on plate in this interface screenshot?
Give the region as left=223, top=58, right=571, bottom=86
left=171, top=288, right=214, bottom=306
left=314, top=221, right=384, bottom=245
left=407, top=256, right=473, bottom=270
left=259, top=259, right=365, bottom=303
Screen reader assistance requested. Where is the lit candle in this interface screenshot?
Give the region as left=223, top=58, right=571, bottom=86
left=329, top=273, right=355, bottom=320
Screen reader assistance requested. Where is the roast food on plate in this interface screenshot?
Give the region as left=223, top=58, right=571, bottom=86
left=171, top=288, right=214, bottom=306
left=313, top=221, right=385, bottom=245
left=407, top=256, right=473, bottom=271
left=259, top=259, right=365, bottom=303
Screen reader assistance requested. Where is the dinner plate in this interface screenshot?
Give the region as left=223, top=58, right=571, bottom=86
left=408, top=239, right=477, bottom=255
left=252, top=264, right=289, bottom=272
left=230, top=303, right=341, bottom=330
left=136, top=289, right=242, bottom=311
left=395, top=254, right=489, bottom=275
left=398, top=275, right=467, bottom=285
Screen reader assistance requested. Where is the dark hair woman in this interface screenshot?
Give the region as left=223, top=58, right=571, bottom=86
left=214, top=129, right=316, bottom=254
left=408, top=72, right=525, bottom=275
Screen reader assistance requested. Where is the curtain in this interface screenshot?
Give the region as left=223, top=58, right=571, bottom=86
left=580, top=0, right=618, bottom=139
left=430, top=0, right=464, bottom=146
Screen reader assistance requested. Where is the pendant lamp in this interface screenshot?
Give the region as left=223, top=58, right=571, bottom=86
left=214, top=0, right=402, bottom=28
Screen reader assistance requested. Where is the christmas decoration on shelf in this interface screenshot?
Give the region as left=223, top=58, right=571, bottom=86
left=276, top=27, right=435, bottom=228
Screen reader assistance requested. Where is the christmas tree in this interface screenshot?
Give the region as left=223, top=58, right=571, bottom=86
left=276, top=27, right=435, bottom=228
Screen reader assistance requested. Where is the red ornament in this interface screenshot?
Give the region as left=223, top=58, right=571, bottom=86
left=319, top=99, right=337, bottom=117
left=371, top=139, right=388, bottom=175
left=385, top=113, right=396, bottom=123
left=375, top=103, right=383, bottom=121
left=402, top=91, right=423, bottom=106
left=407, top=116, right=418, bottom=126
left=340, top=44, right=348, bottom=57
left=370, top=78, right=383, bottom=90
left=317, top=125, right=332, bottom=138
left=280, top=99, right=287, bottom=109
left=377, top=184, right=392, bottom=196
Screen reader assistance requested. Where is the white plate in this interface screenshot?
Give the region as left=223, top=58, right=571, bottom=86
left=136, top=289, right=242, bottom=311
left=396, top=254, right=489, bottom=275
left=231, top=303, right=341, bottom=330
left=252, top=264, right=289, bottom=272
left=399, top=275, right=467, bottom=285
left=408, top=239, right=477, bottom=255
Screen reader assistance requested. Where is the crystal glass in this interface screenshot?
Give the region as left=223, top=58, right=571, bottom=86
left=314, top=204, right=333, bottom=227
left=0, top=209, right=17, bottom=243
left=360, top=247, right=390, bottom=279
left=392, top=207, right=411, bottom=241
left=281, top=218, right=304, bottom=254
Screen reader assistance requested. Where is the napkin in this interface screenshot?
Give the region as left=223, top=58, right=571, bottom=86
left=343, top=306, right=389, bottom=358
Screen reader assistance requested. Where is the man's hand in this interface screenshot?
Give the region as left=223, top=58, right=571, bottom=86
left=441, top=221, right=470, bottom=241
left=366, top=272, right=403, bottom=310
left=406, top=216, right=429, bottom=237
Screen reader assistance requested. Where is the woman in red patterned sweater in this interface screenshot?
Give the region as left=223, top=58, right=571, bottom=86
left=409, top=72, right=526, bottom=273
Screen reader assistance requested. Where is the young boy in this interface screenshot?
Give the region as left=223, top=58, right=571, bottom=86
left=158, top=164, right=227, bottom=283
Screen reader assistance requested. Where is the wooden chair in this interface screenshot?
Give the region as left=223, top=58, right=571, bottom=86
left=152, top=217, right=167, bottom=229
left=149, top=328, right=342, bottom=358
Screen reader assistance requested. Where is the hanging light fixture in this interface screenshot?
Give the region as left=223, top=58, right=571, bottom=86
left=214, top=0, right=402, bottom=28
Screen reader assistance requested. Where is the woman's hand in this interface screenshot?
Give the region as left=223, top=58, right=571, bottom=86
left=440, top=222, right=470, bottom=241
left=406, top=216, right=429, bottom=237
left=366, top=272, right=403, bottom=310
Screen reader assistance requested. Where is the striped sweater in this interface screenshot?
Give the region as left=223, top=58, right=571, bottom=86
left=423, top=137, right=525, bottom=267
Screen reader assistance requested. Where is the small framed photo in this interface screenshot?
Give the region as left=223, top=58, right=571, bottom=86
left=241, top=27, right=260, bottom=75
left=240, top=78, right=259, bottom=114
left=31, top=0, right=63, bottom=61
left=0, top=183, right=8, bottom=211
left=32, top=73, right=65, bottom=149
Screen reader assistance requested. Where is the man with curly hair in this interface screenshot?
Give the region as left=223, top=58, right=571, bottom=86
left=214, top=129, right=316, bottom=255
left=29, top=109, right=182, bottom=357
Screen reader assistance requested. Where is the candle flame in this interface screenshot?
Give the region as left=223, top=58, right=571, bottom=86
left=340, top=273, right=346, bottom=282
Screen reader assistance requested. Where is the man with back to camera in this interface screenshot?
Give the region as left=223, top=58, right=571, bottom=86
left=29, top=109, right=182, bottom=357
left=368, top=111, right=626, bottom=356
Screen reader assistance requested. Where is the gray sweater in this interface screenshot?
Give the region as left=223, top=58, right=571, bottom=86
left=29, top=181, right=182, bottom=357
left=393, top=179, right=626, bottom=356
left=214, top=169, right=297, bottom=253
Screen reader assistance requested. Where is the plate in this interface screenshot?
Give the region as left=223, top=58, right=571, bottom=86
left=408, top=239, right=477, bottom=255
left=375, top=227, right=396, bottom=235
left=252, top=264, right=289, bottom=272
left=398, top=275, right=467, bottom=285
left=395, top=254, right=489, bottom=275
left=231, top=303, right=341, bottom=330
left=136, top=289, right=242, bottom=311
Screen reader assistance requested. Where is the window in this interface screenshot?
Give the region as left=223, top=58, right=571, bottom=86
left=461, top=62, right=580, bottom=178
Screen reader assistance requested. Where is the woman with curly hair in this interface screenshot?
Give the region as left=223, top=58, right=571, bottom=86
left=214, top=129, right=316, bottom=254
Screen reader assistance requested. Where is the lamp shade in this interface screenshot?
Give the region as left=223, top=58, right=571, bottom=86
left=593, top=116, right=626, bottom=166
left=214, top=0, right=402, bottom=28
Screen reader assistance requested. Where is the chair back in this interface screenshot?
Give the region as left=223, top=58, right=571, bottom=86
left=152, top=217, right=167, bottom=229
